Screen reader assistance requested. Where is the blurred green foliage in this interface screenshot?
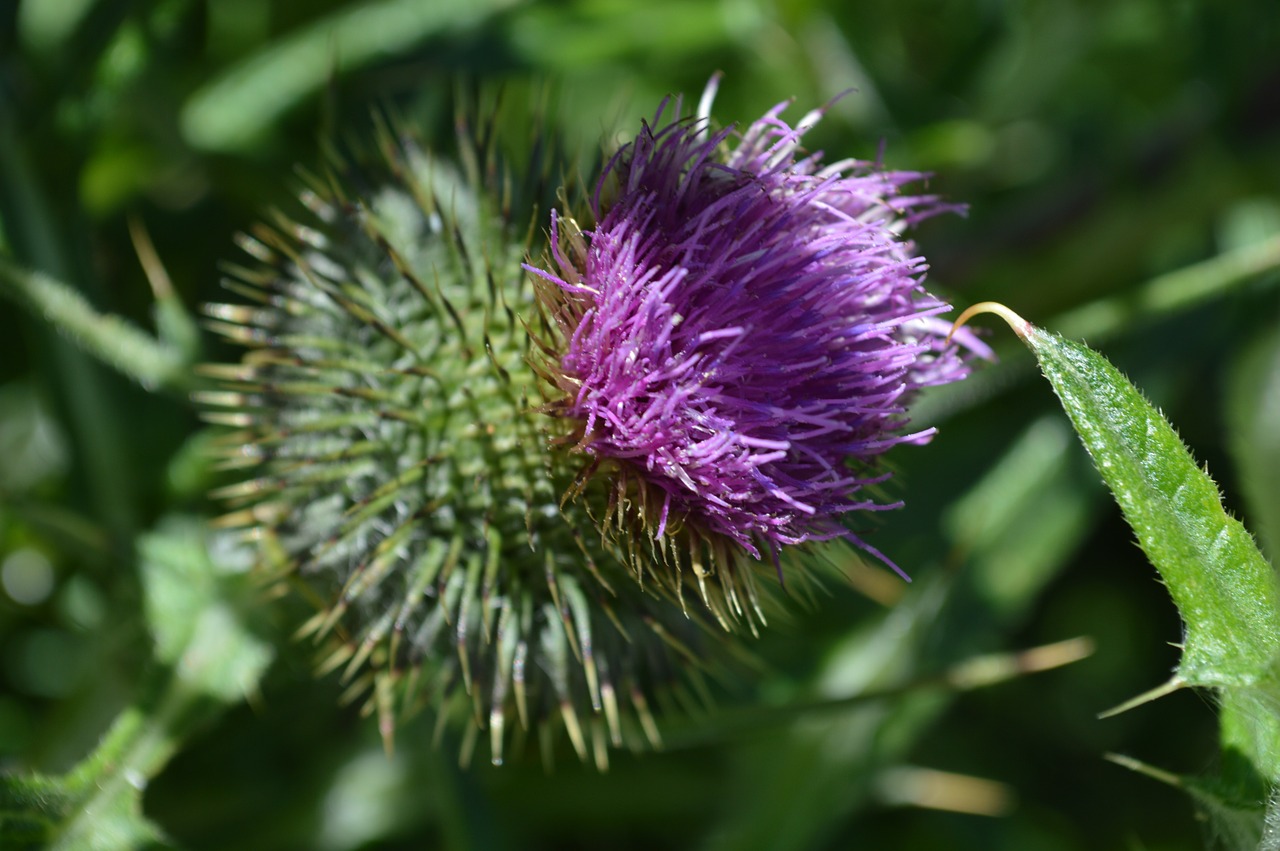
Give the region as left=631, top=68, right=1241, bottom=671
left=1, top=0, right=1278, bottom=848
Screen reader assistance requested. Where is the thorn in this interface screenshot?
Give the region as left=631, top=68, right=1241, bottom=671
left=1104, top=753, right=1183, bottom=788
left=376, top=673, right=396, bottom=756
left=631, top=687, right=662, bottom=750
left=946, top=636, right=1095, bottom=690
left=601, top=677, right=621, bottom=747
left=591, top=718, right=609, bottom=772
left=560, top=701, right=588, bottom=762
left=874, top=766, right=1014, bottom=817
left=1098, top=677, right=1186, bottom=719
left=490, top=706, right=505, bottom=767
left=128, top=214, right=175, bottom=301
left=314, top=641, right=355, bottom=676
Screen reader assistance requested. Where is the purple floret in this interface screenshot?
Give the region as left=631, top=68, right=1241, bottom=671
left=528, top=79, right=988, bottom=574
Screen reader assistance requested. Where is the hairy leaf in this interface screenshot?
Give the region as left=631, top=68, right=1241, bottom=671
left=953, top=303, right=1280, bottom=692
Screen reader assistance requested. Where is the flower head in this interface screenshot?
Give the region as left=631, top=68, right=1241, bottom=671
left=531, top=77, right=987, bottom=578
left=202, top=81, right=985, bottom=768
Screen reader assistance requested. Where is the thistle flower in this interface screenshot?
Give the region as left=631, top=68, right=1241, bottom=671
left=530, top=77, right=987, bottom=606
left=200, top=81, right=980, bottom=768
left=200, top=105, right=723, bottom=767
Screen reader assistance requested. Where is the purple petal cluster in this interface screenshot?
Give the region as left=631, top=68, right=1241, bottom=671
left=530, top=81, right=987, bottom=571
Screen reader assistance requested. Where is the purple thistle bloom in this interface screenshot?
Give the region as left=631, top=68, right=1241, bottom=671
left=529, top=78, right=989, bottom=577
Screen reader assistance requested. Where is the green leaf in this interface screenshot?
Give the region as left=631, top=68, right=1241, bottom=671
left=180, top=0, right=524, bottom=152
left=1, top=713, right=175, bottom=851
left=16, top=0, right=99, bottom=54
left=955, top=303, right=1280, bottom=691
left=0, top=516, right=273, bottom=850
left=0, top=258, right=192, bottom=392
left=1107, top=753, right=1268, bottom=851
left=1220, top=686, right=1280, bottom=787
left=0, top=772, right=73, bottom=851
left=139, top=516, right=274, bottom=703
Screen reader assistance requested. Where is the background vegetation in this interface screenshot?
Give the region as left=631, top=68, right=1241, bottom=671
left=2, top=1, right=1278, bottom=848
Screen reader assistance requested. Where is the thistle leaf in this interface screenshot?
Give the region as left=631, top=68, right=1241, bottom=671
left=1106, top=754, right=1271, bottom=851
left=140, top=516, right=274, bottom=703
left=0, top=762, right=172, bottom=851
left=953, top=303, right=1280, bottom=694
left=0, top=258, right=192, bottom=392
left=0, top=517, right=274, bottom=850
